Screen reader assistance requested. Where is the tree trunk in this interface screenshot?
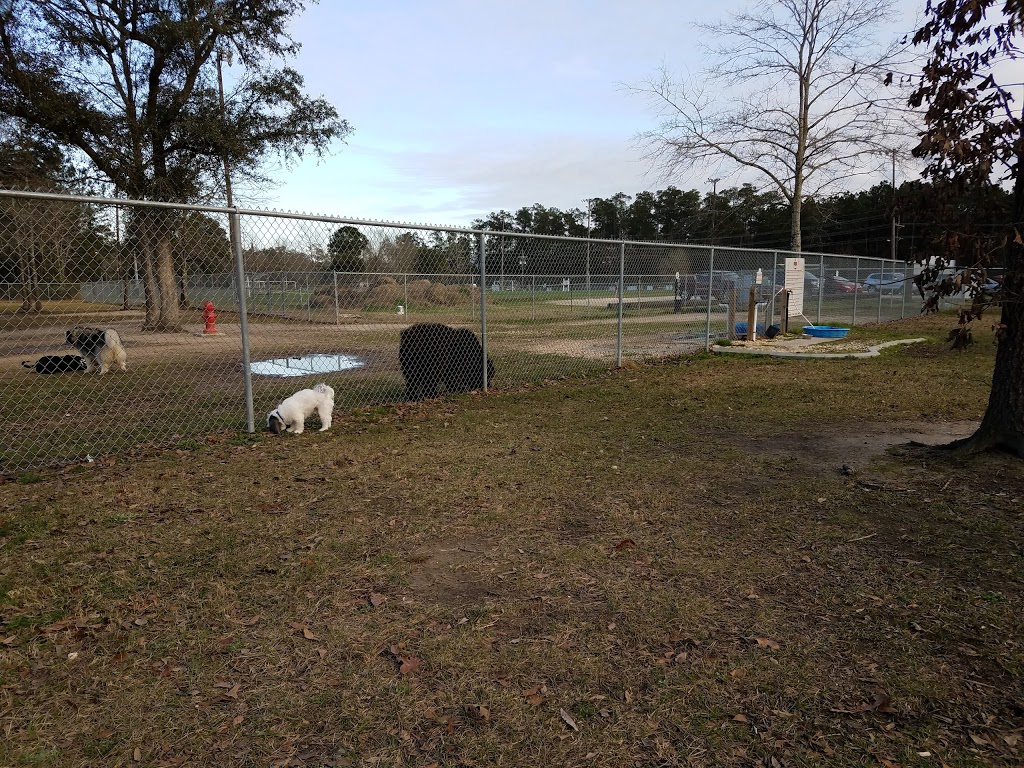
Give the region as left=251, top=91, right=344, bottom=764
left=153, top=233, right=182, bottom=331
left=790, top=194, right=803, bottom=253
left=968, top=292, right=1024, bottom=455
left=950, top=159, right=1024, bottom=456
left=18, top=237, right=40, bottom=313
left=141, top=238, right=159, bottom=329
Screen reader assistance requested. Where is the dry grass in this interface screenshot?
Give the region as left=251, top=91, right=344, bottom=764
left=1, top=313, right=1022, bottom=768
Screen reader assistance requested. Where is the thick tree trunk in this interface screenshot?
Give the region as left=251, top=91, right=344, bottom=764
left=141, top=239, right=159, bottom=329
left=153, top=233, right=182, bottom=331
left=949, top=220, right=1024, bottom=456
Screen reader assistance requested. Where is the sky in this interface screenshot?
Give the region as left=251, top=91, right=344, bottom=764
left=247, top=0, right=926, bottom=228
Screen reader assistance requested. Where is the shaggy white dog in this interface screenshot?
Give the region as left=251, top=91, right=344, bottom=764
left=65, top=326, right=128, bottom=374
left=266, top=383, right=334, bottom=435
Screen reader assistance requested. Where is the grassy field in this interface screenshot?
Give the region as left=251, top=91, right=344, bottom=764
left=1, top=312, right=1022, bottom=767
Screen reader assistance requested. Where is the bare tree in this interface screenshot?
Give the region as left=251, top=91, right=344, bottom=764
left=632, top=0, right=914, bottom=251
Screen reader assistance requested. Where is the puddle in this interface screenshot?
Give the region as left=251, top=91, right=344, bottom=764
left=250, top=353, right=365, bottom=377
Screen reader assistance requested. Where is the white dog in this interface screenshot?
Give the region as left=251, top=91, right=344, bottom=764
left=266, top=383, right=334, bottom=435
left=65, top=326, right=128, bottom=374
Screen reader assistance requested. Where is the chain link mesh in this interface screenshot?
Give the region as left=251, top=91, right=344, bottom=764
left=0, top=190, right=925, bottom=474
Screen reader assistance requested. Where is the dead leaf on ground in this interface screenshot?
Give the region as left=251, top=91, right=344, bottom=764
left=851, top=692, right=901, bottom=716
left=400, top=656, right=421, bottom=675
left=969, top=732, right=992, bottom=747
left=613, top=538, right=636, bottom=551
left=524, top=687, right=545, bottom=706
left=369, top=592, right=387, bottom=607
left=466, top=704, right=490, bottom=721
left=733, top=714, right=749, bottom=723
left=560, top=708, right=579, bottom=732
left=302, top=627, right=316, bottom=641
left=756, top=637, right=781, bottom=650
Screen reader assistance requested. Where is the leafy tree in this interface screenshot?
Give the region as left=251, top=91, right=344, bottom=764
left=0, top=0, right=349, bottom=330
left=632, top=0, right=910, bottom=252
left=909, top=0, right=1024, bottom=455
left=327, top=226, right=369, bottom=273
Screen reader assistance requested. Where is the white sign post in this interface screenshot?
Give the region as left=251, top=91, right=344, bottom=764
left=784, top=257, right=805, bottom=317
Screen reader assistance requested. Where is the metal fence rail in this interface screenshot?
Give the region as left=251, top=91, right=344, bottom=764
left=0, top=188, right=929, bottom=474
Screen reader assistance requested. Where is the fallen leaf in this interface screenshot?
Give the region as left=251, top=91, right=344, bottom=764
left=854, top=692, right=896, bottom=714
left=133, top=747, right=142, bottom=761
left=729, top=668, right=746, bottom=679
left=302, top=627, right=316, bottom=641
left=560, top=708, right=579, bottom=732
left=969, top=732, right=991, bottom=747
left=733, top=714, right=749, bottom=723
left=756, top=637, right=781, bottom=650
left=1004, top=733, right=1020, bottom=747
left=232, top=715, right=245, bottom=726
left=466, top=704, right=490, bottom=721
left=1, top=635, right=17, bottom=646
left=225, top=683, right=240, bottom=699
left=613, top=538, right=636, bottom=551
left=369, top=592, right=387, bottom=607
left=134, top=617, right=148, bottom=626
left=400, top=656, right=421, bottom=675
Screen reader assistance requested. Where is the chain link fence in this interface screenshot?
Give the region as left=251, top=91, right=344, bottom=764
left=0, top=189, right=930, bottom=474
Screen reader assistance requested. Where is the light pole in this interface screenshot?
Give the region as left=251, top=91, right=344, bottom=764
left=707, top=177, right=721, bottom=245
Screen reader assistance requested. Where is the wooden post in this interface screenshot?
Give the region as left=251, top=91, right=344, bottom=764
left=779, top=289, right=790, bottom=334
left=727, top=284, right=738, bottom=340
left=747, top=287, right=757, bottom=341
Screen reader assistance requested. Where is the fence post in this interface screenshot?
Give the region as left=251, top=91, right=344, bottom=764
left=404, top=273, right=409, bottom=317
left=616, top=242, right=625, bottom=367
left=770, top=251, right=778, bottom=326
left=877, top=259, right=884, bottom=324
left=532, top=274, right=536, bottom=322
left=333, top=271, right=339, bottom=325
left=231, top=210, right=254, bottom=434
left=705, top=248, right=715, bottom=352
left=817, top=253, right=824, bottom=324
left=479, top=234, right=488, bottom=390
left=901, top=260, right=907, bottom=319
left=853, top=256, right=859, bottom=326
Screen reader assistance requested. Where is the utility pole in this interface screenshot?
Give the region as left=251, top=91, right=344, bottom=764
left=890, top=149, right=897, bottom=263
left=707, top=177, right=721, bottom=245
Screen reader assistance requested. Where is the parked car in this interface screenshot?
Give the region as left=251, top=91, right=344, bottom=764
left=862, top=272, right=906, bottom=294
left=688, top=271, right=740, bottom=298
left=823, top=275, right=861, bottom=295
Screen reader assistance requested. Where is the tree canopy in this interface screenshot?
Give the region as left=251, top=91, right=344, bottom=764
left=0, top=0, right=350, bottom=329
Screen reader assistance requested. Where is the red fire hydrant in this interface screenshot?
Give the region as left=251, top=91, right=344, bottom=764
left=202, top=300, right=218, bottom=334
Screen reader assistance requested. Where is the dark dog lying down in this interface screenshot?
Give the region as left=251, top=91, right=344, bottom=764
left=22, top=355, right=89, bottom=374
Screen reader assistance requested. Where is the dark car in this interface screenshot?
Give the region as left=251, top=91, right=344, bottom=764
left=687, top=271, right=740, bottom=298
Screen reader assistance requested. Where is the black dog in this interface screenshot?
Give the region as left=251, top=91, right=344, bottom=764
left=399, top=323, right=495, bottom=401
left=22, top=355, right=89, bottom=374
